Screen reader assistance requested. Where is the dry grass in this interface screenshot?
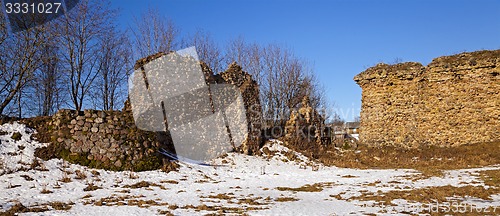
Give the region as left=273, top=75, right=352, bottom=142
left=237, top=197, right=266, bottom=205
left=8, top=183, right=21, bottom=189
left=343, top=185, right=499, bottom=204
left=81, top=194, right=92, bottom=199
left=83, top=183, right=101, bottom=191
left=85, top=195, right=168, bottom=208
left=30, top=159, right=49, bottom=171
left=20, top=174, right=34, bottom=181
left=59, top=171, right=72, bottom=183
left=328, top=184, right=500, bottom=215
left=346, top=185, right=500, bottom=215
left=122, top=181, right=166, bottom=190
left=314, top=141, right=500, bottom=176
left=128, top=172, right=139, bottom=179
left=201, top=194, right=269, bottom=208
left=49, top=201, right=73, bottom=211
left=40, top=188, right=53, bottom=194
left=160, top=180, right=178, bottom=184
left=202, top=193, right=234, bottom=200
left=74, top=170, right=87, bottom=180
left=180, top=203, right=267, bottom=214
left=478, top=169, right=500, bottom=188
left=276, top=183, right=323, bottom=192
left=157, top=209, right=174, bottom=216
left=59, top=177, right=72, bottom=183
left=0, top=203, right=49, bottom=215
left=275, top=197, right=299, bottom=202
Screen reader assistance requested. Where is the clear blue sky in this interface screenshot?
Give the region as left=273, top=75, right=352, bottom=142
left=111, top=0, right=500, bottom=121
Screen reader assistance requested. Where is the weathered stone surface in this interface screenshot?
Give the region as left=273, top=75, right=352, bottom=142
left=215, top=62, right=264, bottom=154
left=285, top=96, right=325, bottom=145
left=126, top=57, right=264, bottom=155
left=49, top=108, right=175, bottom=171
left=114, top=160, right=122, bottom=168
left=45, top=52, right=264, bottom=171
left=354, top=50, right=500, bottom=147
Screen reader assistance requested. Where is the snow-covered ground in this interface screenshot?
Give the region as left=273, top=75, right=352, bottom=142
left=0, top=122, right=499, bottom=215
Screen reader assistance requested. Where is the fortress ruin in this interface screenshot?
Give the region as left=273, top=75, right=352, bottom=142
left=354, top=50, right=500, bottom=147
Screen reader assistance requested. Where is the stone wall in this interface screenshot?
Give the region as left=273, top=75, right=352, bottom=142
left=46, top=109, right=175, bottom=171
left=354, top=50, right=500, bottom=147
left=43, top=54, right=264, bottom=170
left=215, top=62, right=263, bottom=154
left=134, top=52, right=264, bottom=155
left=285, top=96, right=324, bottom=145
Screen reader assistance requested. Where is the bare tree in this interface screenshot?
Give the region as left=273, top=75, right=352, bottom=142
left=56, top=0, right=117, bottom=111
left=224, top=41, right=328, bottom=129
left=260, top=44, right=309, bottom=126
left=225, top=36, right=264, bottom=83
left=0, top=14, right=49, bottom=116
left=131, top=7, right=179, bottom=58
left=90, top=27, right=132, bottom=110
left=184, top=30, right=224, bottom=73
left=30, top=45, right=65, bottom=116
left=225, top=36, right=248, bottom=66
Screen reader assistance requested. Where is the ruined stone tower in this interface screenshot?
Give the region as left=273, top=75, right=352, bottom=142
left=354, top=50, right=500, bottom=147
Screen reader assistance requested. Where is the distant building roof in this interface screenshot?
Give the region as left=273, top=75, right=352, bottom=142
left=344, top=122, right=360, bottom=129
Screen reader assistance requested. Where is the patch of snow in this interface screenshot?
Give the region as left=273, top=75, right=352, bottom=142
left=0, top=123, right=499, bottom=215
left=0, top=122, right=48, bottom=175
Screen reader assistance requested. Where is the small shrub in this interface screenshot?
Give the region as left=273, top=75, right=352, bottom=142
left=128, top=172, right=139, bottom=179
left=49, top=201, right=73, bottom=211
left=11, top=132, right=22, bottom=141
left=81, top=194, right=92, bottom=199
left=59, top=172, right=72, bottom=183
left=40, top=188, right=53, bottom=194
left=74, top=170, right=87, bottom=180
left=83, top=183, right=101, bottom=191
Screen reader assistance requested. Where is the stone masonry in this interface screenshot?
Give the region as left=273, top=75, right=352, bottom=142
left=354, top=50, right=500, bottom=147
left=48, top=109, right=175, bottom=171
left=133, top=53, right=263, bottom=155
left=285, top=96, right=324, bottom=145
left=215, top=62, right=264, bottom=154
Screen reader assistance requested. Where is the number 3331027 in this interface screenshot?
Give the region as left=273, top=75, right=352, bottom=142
left=5, top=2, right=62, bottom=14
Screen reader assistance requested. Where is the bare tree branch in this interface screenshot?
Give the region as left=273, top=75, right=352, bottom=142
left=131, top=7, right=179, bottom=58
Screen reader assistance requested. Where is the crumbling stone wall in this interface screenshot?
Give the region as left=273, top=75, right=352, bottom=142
left=354, top=50, right=500, bottom=147
left=285, top=96, right=324, bottom=145
left=133, top=53, right=263, bottom=155
left=48, top=109, right=175, bottom=171
left=215, top=62, right=263, bottom=154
